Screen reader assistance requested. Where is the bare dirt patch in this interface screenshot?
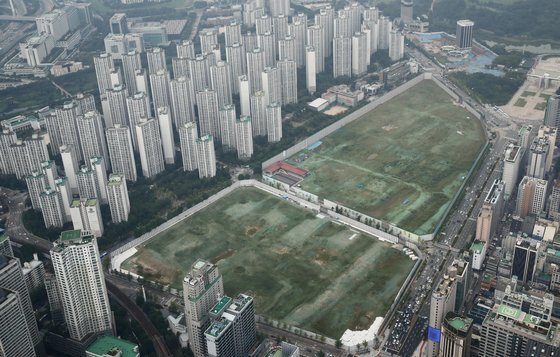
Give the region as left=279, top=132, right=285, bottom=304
left=367, top=153, right=378, bottom=160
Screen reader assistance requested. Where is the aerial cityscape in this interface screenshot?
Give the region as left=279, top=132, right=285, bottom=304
left=0, top=0, right=559, bottom=356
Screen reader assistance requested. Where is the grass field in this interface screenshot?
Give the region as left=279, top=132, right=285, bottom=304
left=514, top=98, right=528, bottom=107
left=288, top=80, right=486, bottom=235
left=123, top=187, right=414, bottom=338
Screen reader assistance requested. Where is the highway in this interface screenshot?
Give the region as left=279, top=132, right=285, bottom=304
left=0, top=188, right=172, bottom=357
left=380, top=47, right=521, bottom=355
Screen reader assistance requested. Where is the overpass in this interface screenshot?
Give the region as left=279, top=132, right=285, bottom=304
left=0, top=15, right=36, bottom=21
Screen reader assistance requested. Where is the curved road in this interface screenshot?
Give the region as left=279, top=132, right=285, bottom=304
left=0, top=188, right=172, bottom=357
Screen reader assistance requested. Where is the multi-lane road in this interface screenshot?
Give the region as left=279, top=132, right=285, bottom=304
left=381, top=47, right=523, bottom=355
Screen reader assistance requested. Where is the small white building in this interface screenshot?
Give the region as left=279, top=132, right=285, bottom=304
left=308, top=98, right=329, bottom=112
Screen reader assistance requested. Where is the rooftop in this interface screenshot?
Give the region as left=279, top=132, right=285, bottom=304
left=210, top=296, right=231, bottom=316
left=205, top=317, right=232, bottom=338
left=86, top=335, right=139, bottom=357
left=60, top=229, right=82, bottom=242
left=470, top=240, right=485, bottom=254
left=447, top=317, right=468, bottom=331
left=506, top=145, right=520, bottom=162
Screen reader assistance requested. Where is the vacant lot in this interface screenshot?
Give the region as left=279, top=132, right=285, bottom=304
left=288, top=80, right=486, bottom=235
left=123, top=187, right=413, bottom=338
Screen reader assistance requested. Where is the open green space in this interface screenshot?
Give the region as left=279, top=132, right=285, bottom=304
left=535, top=102, right=547, bottom=111
left=88, top=0, right=193, bottom=17
left=521, top=91, right=537, bottom=97
left=288, top=80, right=486, bottom=235
left=123, top=187, right=414, bottom=338
left=514, top=98, right=528, bottom=107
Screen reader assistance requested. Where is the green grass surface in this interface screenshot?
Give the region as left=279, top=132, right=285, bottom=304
left=540, top=93, right=551, bottom=100
left=123, top=187, right=413, bottom=338
left=288, top=80, right=486, bottom=235
left=535, top=102, right=547, bottom=111
left=514, top=98, right=528, bottom=107
left=88, top=0, right=193, bottom=16
left=521, top=91, right=537, bottom=97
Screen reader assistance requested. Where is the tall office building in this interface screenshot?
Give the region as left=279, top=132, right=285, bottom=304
left=0, top=255, right=40, bottom=345
left=70, top=198, right=103, bottom=237
left=183, top=260, right=224, bottom=357
left=352, top=32, right=368, bottom=76
left=75, top=92, right=97, bottom=114
left=378, top=16, right=392, bottom=50
left=93, top=52, right=115, bottom=95
left=266, top=102, right=282, bottom=143
left=51, top=101, right=82, bottom=160
left=389, top=30, right=405, bottom=61
left=289, top=13, right=307, bottom=68
left=25, top=170, right=48, bottom=210
left=106, top=125, right=137, bottom=182
left=250, top=91, right=267, bottom=137
left=428, top=260, right=469, bottom=357
left=502, top=144, right=522, bottom=199
left=239, top=75, right=251, bottom=116
left=456, top=20, right=474, bottom=49
left=235, top=116, right=253, bottom=160
left=476, top=180, right=504, bottom=242
left=189, top=54, right=211, bottom=92
left=196, top=135, right=216, bottom=179
left=106, top=174, right=130, bottom=223
left=0, top=287, right=36, bottom=357
left=439, top=312, right=472, bottom=357
left=210, top=61, right=233, bottom=107
left=176, top=39, right=195, bottom=59
left=41, top=160, right=58, bottom=190
left=106, top=84, right=129, bottom=127
left=76, top=165, right=100, bottom=200
left=544, top=95, right=560, bottom=130
left=247, top=48, right=266, bottom=94
left=90, top=157, right=108, bottom=203
left=126, top=91, right=151, bottom=149
left=121, top=50, right=142, bottom=95
left=527, top=137, right=550, bottom=179
left=196, top=88, right=220, bottom=139
left=77, top=111, right=109, bottom=166
left=55, top=176, right=73, bottom=221
left=157, top=107, right=175, bottom=165
left=109, top=13, right=127, bottom=34
left=146, top=47, right=167, bottom=74
left=315, top=6, right=334, bottom=56
left=60, top=144, right=79, bottom=191
left=479, top=287, right=560, bottom=356
left=172, top=56, right=190, bottom=79
left=549, top=179, right=560, bottom=220
left=268, top=0, right=289, bottom=16
left=205, top=294, right=257, bottom=357
left=278, top=59, right=297, bottom=105
left=179, top=122, right=199, bottom=172
left=307, top=25, right=325, bottom=73
left=258, top=31, right=276, bottom=68
left=516, top=176, right=548, bottom=218
left=225, top=20, right=242, bottom=46
left=255, top=14, right=272, bottom=35
left=305, top=46, right=316, bottom=94
left=170, top=76, right=196, bottom=128
left=9, top=136, right=50, bottom=179
left=0, top=129, right=16, bottom=175
left=226, top=42, right=247, bottom=93
left=511, top=239, right=540, bottom=284
left=278, top=35, right=296, bottom=62
left=149, top=69, right=171, bottom=115
left=400, top=0, right=413, bottom=24
left=40, top=188, right=66, bottom=228
left=199, top=30, right=218, bottom=55
left=50, top=230, right=113, bottom=340
left=0, top=234, right=13, bottom=257
left=333, top=36, right=352, bottom=78
left=261, top=66, right=282, bottom=106
left=219, top=104, right=237, bottom=151
left=135, top=118, right=165, bottom=178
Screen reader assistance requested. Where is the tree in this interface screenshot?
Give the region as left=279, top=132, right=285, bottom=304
left=316, top=351, right=325, bottom=357
left=335, top=339, right=343, bottom=349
